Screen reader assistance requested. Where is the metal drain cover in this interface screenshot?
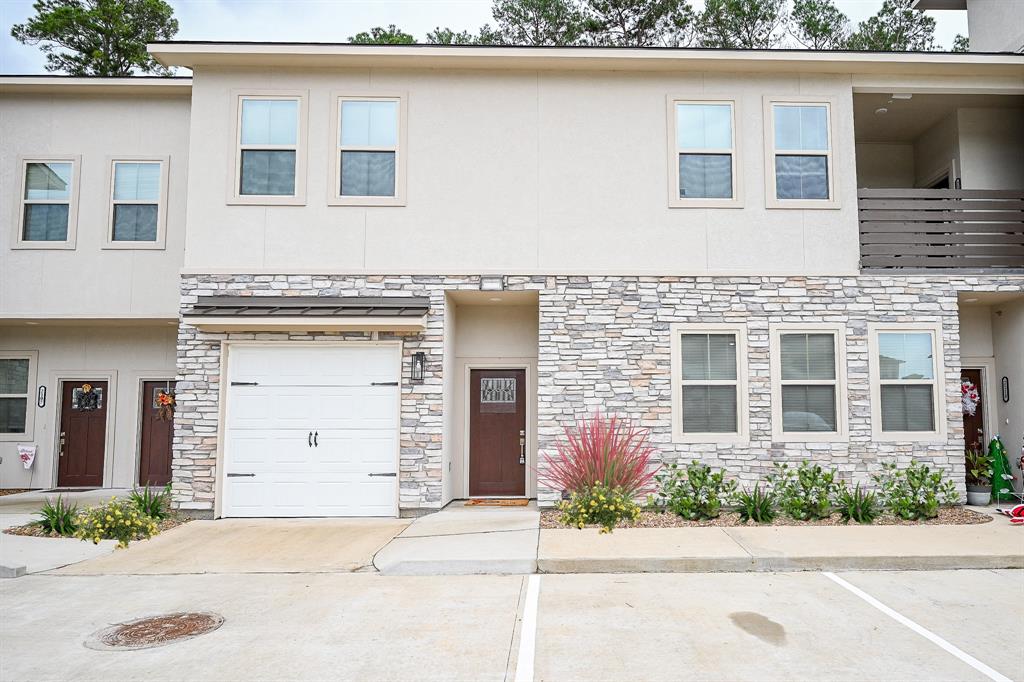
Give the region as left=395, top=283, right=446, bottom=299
left=86, top=612, right=224, bottom=651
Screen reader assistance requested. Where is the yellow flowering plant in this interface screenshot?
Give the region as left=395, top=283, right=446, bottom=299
left=74, top=497, right=160, bottom=549
left=558, top=483, right=641, bottom=534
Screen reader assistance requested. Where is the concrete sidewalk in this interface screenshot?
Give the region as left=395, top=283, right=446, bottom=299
left=374, top=502, right=539, bottom=575
left=538, top=511, right=1024, bottom=573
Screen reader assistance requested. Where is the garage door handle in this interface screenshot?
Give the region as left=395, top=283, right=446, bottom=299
left=371, top=381, right=398, bottom=386
left=226, top=473, right=255, bottom=478
left=368, top=472, right=397, bottom=477
left=231, top=381, right=258, bottom=386
left=314, top=431, right=318, bottom=447
left=308, top=431, right=313, bottom=447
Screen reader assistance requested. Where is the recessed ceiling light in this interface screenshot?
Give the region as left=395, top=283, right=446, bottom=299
left=489, top=297, right=502, bottom=302
left=25, top=321, right=39, bottom=325
left=963, top=297, right=979, bottom=303
left=891, top=93, right=913, bottom=100
left=874, top=107, right=888, bottom=115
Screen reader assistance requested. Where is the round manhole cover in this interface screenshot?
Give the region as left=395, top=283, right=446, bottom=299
left=86, top=612, right=224, bottom=651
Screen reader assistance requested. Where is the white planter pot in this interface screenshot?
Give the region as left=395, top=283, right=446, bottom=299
left=965, top=487, right=991, bottom=506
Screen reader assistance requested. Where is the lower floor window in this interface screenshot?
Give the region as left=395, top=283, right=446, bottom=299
left=871, top=325, right=943, bottom=439
left=672, top=324, right=747, bottom=441
left=0, top=355, right=34, bottom=436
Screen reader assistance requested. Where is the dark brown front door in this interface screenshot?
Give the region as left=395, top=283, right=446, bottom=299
left=469, top=369, right=526, bottom=497
left=139, top=381, right=174, bottom=486
left=962, top=369, right=985, bottom=452
left=57, top=380, right=108, bottom=488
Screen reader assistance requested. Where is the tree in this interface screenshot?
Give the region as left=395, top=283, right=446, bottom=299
left=10, top=0, right=178, bottom=76
left=846, top=0, right=937, bottom=51
left=348, top=24, right=417, bottom=45
left=790, top=0, right=850, bottom=50
left=492, top=0, right=585, bottom=46
left=700, top=0, right=789, bottom=49
left=426, top=24, right=504, bottom=45
left=582, top=0, right=698, bottom=47
left=951, top=33, right=969, bottom=52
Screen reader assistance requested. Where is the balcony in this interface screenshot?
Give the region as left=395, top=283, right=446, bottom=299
left=858, top=188, right=1024, bottom=273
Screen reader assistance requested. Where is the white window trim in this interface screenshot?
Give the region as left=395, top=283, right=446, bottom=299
left=769, top=323, right=848, bottom=442
left=227, top=90, right=308, bottom=206
left=0, top=351, right=39, bottom=442
left=670, top=322, right=749, bottom=444
left=868, top=321, right=947, bottom=442
left=763, top=96, right=840, bottom=210
left=102, top=156, right=170, bottom=250
left=667, top=97, right=742, bottom=208
left=12, top=155, right=81, bottom=250
left=328, top=92, right=408, bottom=207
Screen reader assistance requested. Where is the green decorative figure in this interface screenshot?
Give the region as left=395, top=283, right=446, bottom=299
left=989, top=436, right=1015, bottom=503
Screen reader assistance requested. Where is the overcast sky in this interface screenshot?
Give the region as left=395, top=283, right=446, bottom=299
left=0, top=0, right=969, bottom=74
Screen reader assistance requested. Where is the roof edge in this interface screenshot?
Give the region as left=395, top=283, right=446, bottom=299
left=0, top=75, right=192, bottom=95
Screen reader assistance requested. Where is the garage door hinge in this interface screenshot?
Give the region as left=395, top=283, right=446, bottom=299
left=230, top=381, right=258, bottom=386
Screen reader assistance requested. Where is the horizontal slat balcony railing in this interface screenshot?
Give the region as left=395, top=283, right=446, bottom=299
left=858, top=188, right=1024, bottom=273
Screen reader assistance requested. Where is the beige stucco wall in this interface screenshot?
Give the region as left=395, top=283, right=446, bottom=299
left=991, top=299, right=1024, bottom=492
left=181, top=67, right=860, bottom=276
left=967, top=0, right=1024, bottom=53
left=0, top=325, right=177, bottom=489
left=449, top=302, right=539, bottom=499
left=855, top=143, right=915, bottom=188
left=913, top=111, right=959, bottom=188
left=956, top=107, right=1024, bottom=189
left=959, top=303, right=994, bottom=357
left=0, top=93, right=190, bottom=318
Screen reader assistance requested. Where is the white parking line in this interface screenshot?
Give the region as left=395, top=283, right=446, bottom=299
left=513, top=574, right=540, bottom=682
left=823, top=572, right=1012, bottom=682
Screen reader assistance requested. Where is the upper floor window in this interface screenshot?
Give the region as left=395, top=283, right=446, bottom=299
left=765, top=98, right=837, bottom=208
left=230, top=92, right=307, bottom=205
left=330, top=94, right=406, bottom=206
left=868, top=323, right=945, bottom=441
left=669, top=100, right=739, bottom=207
left=15, top=157, right=80, bottom=249
left=0, top=352, right=37, bottom=441
left=106, top=158, right=168, bottom=249
left=671, top=323, right=749, bottom=443
left=770, top=325, right=848, bottom=441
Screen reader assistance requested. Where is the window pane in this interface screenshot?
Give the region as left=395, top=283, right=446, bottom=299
left=878, top=333, right=934, bottom=380
left=676, top=103, right=732, bottom=149
left=782, top=385, right=837, bottom=432
left=881, top=385, right=935, bottom=432
left=240, top=150, right=296, bottom=196
left=25, top=162, right=72, bottom=200
left=22, top=204, right=69, bottom=241
left=112, top=204, right=158, bottom=241
left=774, top=105, right=828, bottom=151
left=682, top=385, right=738, bottom=433
left=0, top=359, right=29, bottom=393
left=780, top=333, right=835, bottom=381
left=341, top=100, right=398, bottom=148
left=0, top=398, right=27, bottom=434
left=113, top=162, right=160, bottom=201
left=241, top=99, right=298, bottom=146
left=679, top=154, right=732, bottom=199
left=681, top=334, right=736, bottom=381
left=341, top=151, right=396, bottom=197
left=775, top=155, right=828, bottom=200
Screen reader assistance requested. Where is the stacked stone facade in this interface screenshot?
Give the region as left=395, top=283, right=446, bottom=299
left=173, top=272, right=1023, bottom=516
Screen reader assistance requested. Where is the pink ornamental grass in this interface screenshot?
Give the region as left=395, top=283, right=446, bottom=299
left=539, top=412, right=659, bottom=498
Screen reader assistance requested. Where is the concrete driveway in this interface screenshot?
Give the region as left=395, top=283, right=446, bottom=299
left=56, top=518, right=409, bottom=575
left=1, top=569, right=1019, bottom=681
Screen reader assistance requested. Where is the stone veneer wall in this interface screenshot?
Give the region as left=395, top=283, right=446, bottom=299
left=173, top=273, right=1023, bottom=515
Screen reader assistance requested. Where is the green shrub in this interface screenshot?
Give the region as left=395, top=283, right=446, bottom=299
left=559, top=483, right=640, bottom=534
left=75, top=497, right=159, bottom=549
left=767, top=461, right=839, bottom=521
left=872, top=461, right=960, bottom=520
left=34, top=495, right=78, bottom=536
left=130, top=483, right=171, bottom=520
left=652, top=461, right=737, bottom=520
left=737, top=484, right=776, bottom=524
left=836, top=482, right=879, bottom=524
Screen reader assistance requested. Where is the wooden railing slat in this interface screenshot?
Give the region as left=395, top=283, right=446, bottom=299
left=859, top=210, right=1024, bottom=222
left=860, top=244, right=1024, bottom=256
left=860, top=233, right=1024, bottom=245
left=859, top=199, right=1024, bottom=210
left=859, top=222, right=1024, bottom=233
left=861, top=256, right=1024, bottom=267
left=858, top=188, right=1024, bottom=199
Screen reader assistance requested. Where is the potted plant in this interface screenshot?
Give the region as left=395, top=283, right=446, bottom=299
left=965, top=448, right=993, bottom=506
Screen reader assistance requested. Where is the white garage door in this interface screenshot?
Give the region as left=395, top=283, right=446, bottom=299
left=222, top=345, right=400, bottom=517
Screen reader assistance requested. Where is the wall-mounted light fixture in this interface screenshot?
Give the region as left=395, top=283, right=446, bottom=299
left=411, top=352, right=426, bottom=384
left=479, top=275, right=506, bottom=292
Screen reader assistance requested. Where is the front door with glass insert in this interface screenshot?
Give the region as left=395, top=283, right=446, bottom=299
left=57, top=380, right=108, bottom=487
left=469, top=369, right=526, bottom=497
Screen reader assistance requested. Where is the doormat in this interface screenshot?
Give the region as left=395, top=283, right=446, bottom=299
left=465, top=499, right=530, bottom=507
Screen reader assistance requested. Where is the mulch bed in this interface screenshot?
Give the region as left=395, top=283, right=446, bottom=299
left=0, top=489, right=33, bottom=497
left=3, top=515, right=189, bottom=539
left=540, top=505, right=992, bottom=529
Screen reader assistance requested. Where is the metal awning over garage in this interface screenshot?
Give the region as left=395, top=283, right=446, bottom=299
left=182, top=296, right=430, bottom=332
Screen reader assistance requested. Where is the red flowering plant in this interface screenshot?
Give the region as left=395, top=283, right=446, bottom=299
left=539, top=412, right=660, bottom=532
